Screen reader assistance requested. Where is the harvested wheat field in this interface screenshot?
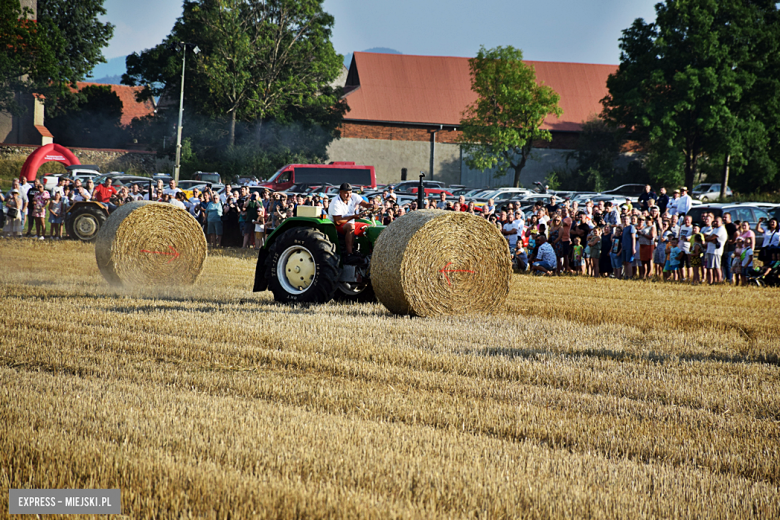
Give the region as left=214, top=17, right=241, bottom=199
left=1, top=239, right=779, bottom=519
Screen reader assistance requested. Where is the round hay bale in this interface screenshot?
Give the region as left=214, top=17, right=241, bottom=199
left=371, top=209, right=512, bottom=317
left=95, top=201, right=207, bottom=287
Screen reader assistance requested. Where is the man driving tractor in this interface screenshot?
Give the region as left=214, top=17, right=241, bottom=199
left=328, top=183, right=377, bottom=262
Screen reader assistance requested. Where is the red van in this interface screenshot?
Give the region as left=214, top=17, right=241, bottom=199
left=261, top=162, right=376, bottom=192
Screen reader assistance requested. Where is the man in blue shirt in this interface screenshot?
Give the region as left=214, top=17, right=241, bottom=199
left=530, top=234, right=557, bottom=275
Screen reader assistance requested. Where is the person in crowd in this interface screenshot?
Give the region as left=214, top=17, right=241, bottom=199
left=47, top=191, right=64, bottom=239
left=436, top=192, right=447, bottom=209
left=204, top=192, right=223, bottom=247
left=531, top=234, right=557, bottom=275
left=756, top=217, right=779, bottom=263
left=169, top=191, right=187, bottom=210
left=667, top=188, right=680, bottom=218
left=125, top=184, right=142, bottom=202
left=638, top=184, right=656, bottom=212
left=547, top=215, right=563, bottom=273
left=722, top=212, right=738, bottom=283
left=702, top=214, right=728, bottom=284
left=571, top=236, right=584, bottom=274
left=636, top=215, right=656, bottom=278
left=4, top=189, right=24, bottom=237
left=30, top=182, right=50, bottom=239
left=621, top=214, right=637, bottom=279
left=732, top=235, right=745, bottom=284
left=656, top=187, right=670, bottom=214
left=664, top=236, right=683, bottom=281
left=71, top=179, right=90, bottom=202
left=163, top=179, right=181, bottom=197
left=677, top=215, right=693, bottom=281
left=253, top=206, right=266, bottom=249
left=24, top=180, right=42, bottom=236
left=502, top=211, right=520, bottom=253
left=740, top=236, right=754, bottom=285
left=483, top=199, right=496, bottom=216
left=51, top=176, right=68, bottom=198
left=92, top=177, right=118, bottom=211
left=676, top=186, right=693, bottom=223
left=587, top=225, right=602, bottom=277
left=609, top=225, right=623, bottom=278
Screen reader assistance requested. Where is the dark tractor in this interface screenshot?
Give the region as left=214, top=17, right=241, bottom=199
left=253, top=205, right=386, bottom=304
left=64, top=201, right=109, bottom=242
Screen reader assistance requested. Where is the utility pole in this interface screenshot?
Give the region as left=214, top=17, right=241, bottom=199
left=173, top=42, right=200, bottom=182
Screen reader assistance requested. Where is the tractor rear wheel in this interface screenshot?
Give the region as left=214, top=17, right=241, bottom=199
left=66, top=206, right=107, bottom=242
left=265, top=227, right=339, bottom=304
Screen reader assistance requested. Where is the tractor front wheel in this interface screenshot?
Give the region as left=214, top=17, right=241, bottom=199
left=66, top=207, right=107, bottom=242
left=265, top=227, right=339, bottom=304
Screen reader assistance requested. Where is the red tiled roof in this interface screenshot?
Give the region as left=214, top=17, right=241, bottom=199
left=343, top=52, right=617, bottom=132
left=75, top=82, right=156, bottom=126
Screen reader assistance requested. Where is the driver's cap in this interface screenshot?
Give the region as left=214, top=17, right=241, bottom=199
left=339, top=183, right=352, bottom=191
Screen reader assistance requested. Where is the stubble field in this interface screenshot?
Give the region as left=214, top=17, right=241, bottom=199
left=1, top=239, right=779, bottom=519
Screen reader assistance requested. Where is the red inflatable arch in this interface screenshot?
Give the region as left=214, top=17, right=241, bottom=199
left=20, top=143, right=80, bottom=182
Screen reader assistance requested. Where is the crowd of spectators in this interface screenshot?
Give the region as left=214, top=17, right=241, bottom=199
left=3, top=177, right=779, bottom=286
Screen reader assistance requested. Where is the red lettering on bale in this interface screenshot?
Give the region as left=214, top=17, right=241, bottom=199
left=140, top=246, right=180, bottom=263
left=439, top=262, right=475, bottom=286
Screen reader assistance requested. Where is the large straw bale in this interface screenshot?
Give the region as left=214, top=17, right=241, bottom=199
left=371, top=209, right=512, bottom=316
left=95, top=201, right=207, bottom=287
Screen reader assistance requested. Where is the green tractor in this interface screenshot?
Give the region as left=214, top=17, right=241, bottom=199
left=64, top=201, right=110, bottom=241
left=253, top=205, right=385, bottom=303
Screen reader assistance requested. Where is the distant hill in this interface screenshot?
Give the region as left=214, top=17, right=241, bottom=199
left=90, top=75, right=123, bottom=85
left=88, top=56, right=127, bottom=82
left=343, top=47, right=402, bottom=67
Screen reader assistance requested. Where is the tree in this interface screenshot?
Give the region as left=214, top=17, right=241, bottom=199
left=602, top=0, right=780, bottom=192
left=123, top=0, right=345, bottom=147
left=0, top=2, right=61, bottom=114
left=459, top=46, right=562, bottom=188
left=38, top=0, right=114, bottom=86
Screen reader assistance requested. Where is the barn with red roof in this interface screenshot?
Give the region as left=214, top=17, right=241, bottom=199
left=327, top=52, right=617, bottom=187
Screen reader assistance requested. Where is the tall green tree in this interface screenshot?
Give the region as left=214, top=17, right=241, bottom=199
left=459, top=46, right=562, bottom=188
left=123, top=0, right=345, bottom=147
left=38, top=0, right=114, bottom=86
left=602, top=0, right=780, bottom=192
left=0, top=2, right=61, bottom=114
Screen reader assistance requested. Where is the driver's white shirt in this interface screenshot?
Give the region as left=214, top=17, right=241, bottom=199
left=328, top=193, right=363, bottom=222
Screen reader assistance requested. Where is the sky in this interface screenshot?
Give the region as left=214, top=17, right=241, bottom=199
left=93, top=0, right=659, bottom=77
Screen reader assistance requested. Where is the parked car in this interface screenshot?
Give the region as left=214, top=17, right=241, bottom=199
left=692, top=183, right=733, bottom=201
left=472, top=188, right=532, bottom=203
left=601, top=184, right=646, bottom=200
left=686, top=203, right=772, bottom=245
left=393, top=180, right=446, bottom=194
left=92, top=174, right=151, bottom=187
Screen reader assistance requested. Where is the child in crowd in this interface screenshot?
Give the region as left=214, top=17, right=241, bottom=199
left=690, top=233, right=704, bottom=284
left=571, top=236, right=584, bottom=274
left=664, top=237, right=683, bottom=281
left=732, top=236, right=744, bottom=284
left=740, top=237, right=754, bottom=286
left=47, top=192, right=64, bottom=239
left=252, top=207, right=266, bottom=250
